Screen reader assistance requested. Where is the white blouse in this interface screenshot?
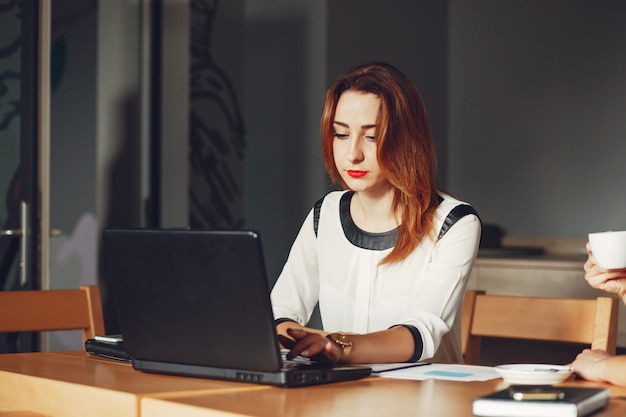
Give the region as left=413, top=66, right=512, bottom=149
left=270, top=190, right=481, bottom=363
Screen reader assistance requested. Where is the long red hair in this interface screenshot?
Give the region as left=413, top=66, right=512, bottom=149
left=320, top=62, right=439, bottom=263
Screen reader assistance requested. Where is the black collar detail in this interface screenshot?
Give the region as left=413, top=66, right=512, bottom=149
left=339, top=192, right=398, bottom=250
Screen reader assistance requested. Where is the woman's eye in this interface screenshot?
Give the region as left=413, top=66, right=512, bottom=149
left=364, top=135, right=376, bottom=141
left=334, top=132, right=349, bottom=139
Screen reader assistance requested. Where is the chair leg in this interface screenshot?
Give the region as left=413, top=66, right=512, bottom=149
left=592, top=297, right=618, bottom=355
left=463, top=336, right=482, bottom=365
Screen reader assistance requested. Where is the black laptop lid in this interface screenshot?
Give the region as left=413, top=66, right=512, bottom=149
left=103, top=229, right=284, bottom=373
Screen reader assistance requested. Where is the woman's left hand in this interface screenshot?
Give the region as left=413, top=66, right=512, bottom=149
left=283, top=328, right=342, bottom=363
left=570, top=348, right=611, bottom=382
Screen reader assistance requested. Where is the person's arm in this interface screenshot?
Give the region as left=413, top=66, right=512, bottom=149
left=584, top=242, right=626, bottom=305
left=282, top=326, right=416, bottom=363
left=570, top=244, right=626, bottom=386
left=271, top=208, right=321, bottom=328
left=571, top=349, right=626, bottom=386
left=400, top=212, right=481, bottom=361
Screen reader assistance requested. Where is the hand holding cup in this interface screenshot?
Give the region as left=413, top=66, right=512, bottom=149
left=588, top=230, right=626, bottom=270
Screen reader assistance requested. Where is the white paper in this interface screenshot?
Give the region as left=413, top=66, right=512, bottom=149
left=376, top=363, right=500, bottom=382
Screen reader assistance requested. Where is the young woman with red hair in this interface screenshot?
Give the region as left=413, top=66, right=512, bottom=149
left=271, top=62, right=481, bottom=364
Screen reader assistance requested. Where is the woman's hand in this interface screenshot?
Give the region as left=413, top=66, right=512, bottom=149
left=584, top=242, right=626, bottom=303
left=570, top=348, right=626, bottom=386
left=570, top=348, right=611, bottom=382
left=281, top=328, right=342, bottom=363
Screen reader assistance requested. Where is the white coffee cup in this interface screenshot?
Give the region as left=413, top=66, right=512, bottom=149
left=588, top=230, right=626, bottom=270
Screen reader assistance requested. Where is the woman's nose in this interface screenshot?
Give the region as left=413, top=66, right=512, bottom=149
left=347, top=138, right=364, bottom=163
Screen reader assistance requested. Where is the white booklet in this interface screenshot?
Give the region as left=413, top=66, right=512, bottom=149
left=473, top=385, right=610, bottom=417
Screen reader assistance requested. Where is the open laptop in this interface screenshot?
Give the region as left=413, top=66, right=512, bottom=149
left=102, top=228, right=372, bottom=387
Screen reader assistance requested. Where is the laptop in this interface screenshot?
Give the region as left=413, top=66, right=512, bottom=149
left=102, top=228, right=372, bottom=387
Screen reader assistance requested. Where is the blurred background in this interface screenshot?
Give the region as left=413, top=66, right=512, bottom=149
left=1, top=0, right=625, bottom=352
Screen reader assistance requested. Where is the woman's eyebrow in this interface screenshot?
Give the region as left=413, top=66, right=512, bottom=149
left=333, top=121, right=377, bottom=129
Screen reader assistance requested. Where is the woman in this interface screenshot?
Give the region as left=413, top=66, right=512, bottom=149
left=570, top=242, right=626, bottom=386
left=270, top=62, right=481, bottom=364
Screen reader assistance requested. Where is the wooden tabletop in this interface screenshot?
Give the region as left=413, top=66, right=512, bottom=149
left=0, top=351, right=258, bottom=417
left=1, top=351, right=625, bottom=417
left=142, top=377, right=502, bottom=417
left=142, top=376, right=626, bottom=417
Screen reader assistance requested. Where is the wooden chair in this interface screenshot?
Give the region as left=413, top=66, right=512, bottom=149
left=0, top=285, right=105, bottom=344
left=461, top=290, right=619, bottom=365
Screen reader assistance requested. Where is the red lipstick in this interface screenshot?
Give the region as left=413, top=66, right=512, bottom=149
left=347, top=170, right=367, bottom=178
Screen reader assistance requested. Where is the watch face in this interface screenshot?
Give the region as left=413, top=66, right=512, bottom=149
left=329, top=333, right=352, bottom=361
left=340, top=336, right=351, bottom=347
left=330, top=333, right=352, bottom=347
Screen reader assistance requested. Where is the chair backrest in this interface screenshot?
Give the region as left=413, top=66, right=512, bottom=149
left=0, top=285, right=105, bottom=344
left=461, top=290, right=619, bottom=365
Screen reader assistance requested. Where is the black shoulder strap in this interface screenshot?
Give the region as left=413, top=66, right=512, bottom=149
left=313, top=196, right=325, bottom=237
left=437, top=204, right=480, bottom=241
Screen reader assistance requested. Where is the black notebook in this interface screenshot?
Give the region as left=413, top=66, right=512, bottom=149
left=102, top=228, right=372, bottom=387
left=473, top=385, right=610, bottom=417
left=84, top=338, right=131, bottom=362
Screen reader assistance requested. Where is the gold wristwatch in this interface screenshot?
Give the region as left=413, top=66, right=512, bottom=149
left=327, top=333, right=353, bottom=362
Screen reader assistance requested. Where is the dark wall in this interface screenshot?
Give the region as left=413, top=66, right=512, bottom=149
left=449, top=0, right=626, bottom=238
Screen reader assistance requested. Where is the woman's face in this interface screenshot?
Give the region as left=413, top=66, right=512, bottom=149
left=332, top=90, right=392, bottom=196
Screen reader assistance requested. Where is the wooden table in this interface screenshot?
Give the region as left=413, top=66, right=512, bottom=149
left=1, top=351, right=625, bottom=417
left=0, top=351, right=260, bottom=417
left=142, top=377, right=626, bottom=417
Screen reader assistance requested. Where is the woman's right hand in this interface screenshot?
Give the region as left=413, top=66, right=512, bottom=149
left=584, top=242, right=626, bottom=304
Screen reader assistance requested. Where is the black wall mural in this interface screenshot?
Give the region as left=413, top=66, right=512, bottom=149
left=0, top=0, right=23, bottom=292
left=0, top=0, right=21, bottom=131
left=189, top=0, right=245, bottom=230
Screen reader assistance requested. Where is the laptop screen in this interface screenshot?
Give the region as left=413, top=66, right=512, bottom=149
left=103, top=229, right=284, bottom=372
